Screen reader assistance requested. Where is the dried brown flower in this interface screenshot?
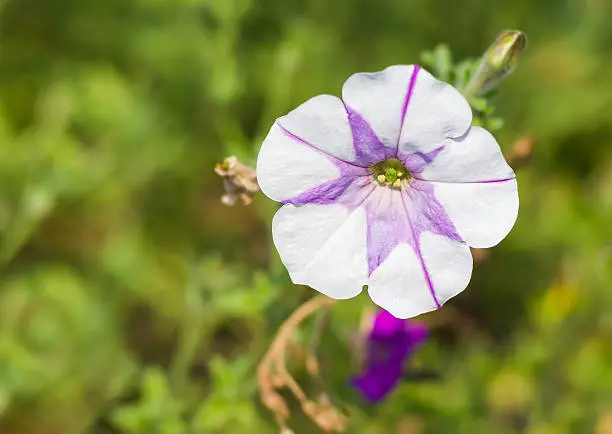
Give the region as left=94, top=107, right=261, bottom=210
left=214, top=156, right=259, bottom=206
left=257, top=296, right=348, bottom=433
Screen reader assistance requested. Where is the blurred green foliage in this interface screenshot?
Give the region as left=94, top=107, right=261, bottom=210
left=0, top=0, right=612, bottom=433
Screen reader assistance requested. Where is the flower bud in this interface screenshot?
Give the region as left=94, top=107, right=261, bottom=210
left=465, top=30, right=527, bottom=96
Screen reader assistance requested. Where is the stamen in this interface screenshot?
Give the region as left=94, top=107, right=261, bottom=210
left=370, top=158, right=412, bottom=189
left=385, top=168, right=398, bottom=183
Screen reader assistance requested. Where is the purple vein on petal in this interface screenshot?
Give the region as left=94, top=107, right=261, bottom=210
left=417, top=243, right=441, bottom=308
left=394, top=66, right=421, bottom=156
left=362, top=176, right=464, bottom=283
left=399, top=188, right=441, bottom=308
left=413, top=176, right=516, bottom=184
left=406, top=180, right=463, bottom=243
left=276, top=118, right=377, bottom=207
left=398, top=180, right=464, bottom=308
left=288, top=182, right=378, bottom=273
left=475, top=177, right=516, bottom=183
left=343, top=103, right=391, bottom=166
left=276, top=121, right=362, bottom=168
left=364, top=189, right=413, bottom=276
left=283, top=168, right=370, bottom=206
left=400, top=146, right=445, bottom=176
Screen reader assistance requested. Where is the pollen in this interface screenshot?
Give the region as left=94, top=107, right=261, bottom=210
left=385, top=168, right=398, bottom=183
left=370, top=158, right=412, bottom=189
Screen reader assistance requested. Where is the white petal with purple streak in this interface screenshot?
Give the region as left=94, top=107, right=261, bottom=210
left=342, top=65, right=416, bottom=154
left=417, top=126, right=515, bottom=182
left=431, top=179, right=519, bottom=248
left=419, top=232, right=473, bottom=305
left=367, top=244, right=438, bottom=319
left=272, top=203, right=368, bottom=299
left=257, top=123, right=341, bottom=202
left=398, top=67, right=472, bottom=154
left=368, top=233, right=472, bottom=319
left=367, top=196, right=472, bottom=319
left=277, top=94, right=357, bottom=162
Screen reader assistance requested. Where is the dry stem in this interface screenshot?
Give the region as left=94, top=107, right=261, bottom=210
left=257, top=295, right=348, bottom=433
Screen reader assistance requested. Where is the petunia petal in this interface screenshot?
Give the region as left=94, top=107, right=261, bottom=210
left=352, top=366, right=403, bottom=402
left=277, top=94, right=357, bottom=162
left=284, top=166, right=370, bottom=206
left=371, top=310, right=406, bottom=338
left=429, top=179, right=519, bottom=248
left=257, top=123, right=341, bottom=202
left=342, top=65, right=417, bottom=153
left=403, top=321, right=429, bottom=347
left=364, top=187, right=414, bottom=275
left=272, top=203, right=368, bottom=299
left=416, top=126, right=515, bottom=183
left=398, top=67, right=472, bottom=155
left=367, top=234, right=472, bottom=319
left=419, top=232, right=473, bottom=306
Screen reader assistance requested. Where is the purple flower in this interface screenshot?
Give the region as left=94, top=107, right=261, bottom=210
left=352, top=310, right=429, bottom=402
left=257, top=65, right=519, bottom=318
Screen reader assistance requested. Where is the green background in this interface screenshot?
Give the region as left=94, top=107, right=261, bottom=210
left=0, top=0, right=611, bottom=433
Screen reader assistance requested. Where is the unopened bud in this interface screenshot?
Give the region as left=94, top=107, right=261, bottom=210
left=214, top=156, right=259, bottom=206
left=465, top=30, right=527, bottom=97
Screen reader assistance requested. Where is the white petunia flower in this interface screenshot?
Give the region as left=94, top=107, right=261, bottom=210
left=257, top=65, right=519, bottom=319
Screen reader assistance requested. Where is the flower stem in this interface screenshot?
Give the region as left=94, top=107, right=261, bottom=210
left=169, top=273, right=208, bottom=396
left=257, top=295, right=348, bottom=432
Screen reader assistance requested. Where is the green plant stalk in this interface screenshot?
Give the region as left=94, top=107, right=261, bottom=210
left=169, top=278, right=210, bottom=396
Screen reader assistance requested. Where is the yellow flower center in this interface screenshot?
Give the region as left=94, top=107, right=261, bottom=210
left=370, top=158, right=412, bottom=189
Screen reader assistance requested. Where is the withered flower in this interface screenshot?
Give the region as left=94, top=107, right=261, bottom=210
left=214, top=156, right=259, bottom=206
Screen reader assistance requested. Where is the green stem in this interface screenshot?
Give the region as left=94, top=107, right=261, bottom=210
left=169, top=272, right=208, bottom=395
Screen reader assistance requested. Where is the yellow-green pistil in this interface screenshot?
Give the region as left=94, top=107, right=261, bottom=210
left=370, top=158, right=412, bottom=189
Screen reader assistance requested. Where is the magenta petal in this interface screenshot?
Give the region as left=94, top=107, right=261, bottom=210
left=352, top=311, right=429, bottom=403
left=403, top=321, right=429, bottom=346
left=371, top=309, right=406, bottom=338
left=351, top=365, right=403, bottom=402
